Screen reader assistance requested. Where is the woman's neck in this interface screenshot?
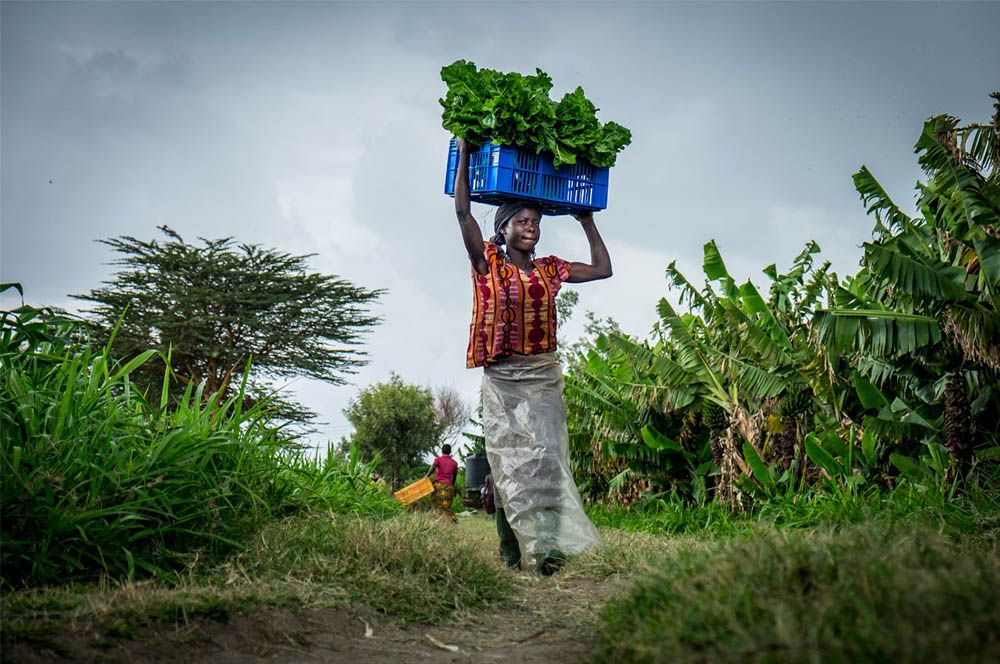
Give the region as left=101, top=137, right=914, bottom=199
left=505, top=246, right=534, bottom=271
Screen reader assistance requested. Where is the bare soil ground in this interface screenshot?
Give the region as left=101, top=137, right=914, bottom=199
left=4, top=574, right=623, bottom=663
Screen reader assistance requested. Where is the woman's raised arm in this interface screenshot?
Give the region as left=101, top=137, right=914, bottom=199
left=565, top=211, right=613, bottom=283
left=455, top=138, right=488, bottom=275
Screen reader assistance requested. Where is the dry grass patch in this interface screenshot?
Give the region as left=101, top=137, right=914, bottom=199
left=563, top=527, right=699, bottom=579
left=2, top=511, right=515, bottom=649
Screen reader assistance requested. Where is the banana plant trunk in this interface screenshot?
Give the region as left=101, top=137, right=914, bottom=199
left=717, top=407, right=756, bottom=511
left=944, top=372, right=973, bottom=468
left=717, top=427, right=744, bottom=511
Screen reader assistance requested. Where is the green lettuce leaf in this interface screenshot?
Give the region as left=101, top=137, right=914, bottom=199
left=439, top=60, right=631, bottom=167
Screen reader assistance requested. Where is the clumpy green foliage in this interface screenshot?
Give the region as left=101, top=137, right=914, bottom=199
left=439, top=59, right=631, bottom=167
left=74, top=226, right=383, bottom=426
left=0, top=299, right=397, bottom=588
left=595, top=522, right=1000, bottom=663
left=564, top=93, right=1000, bottom=507
left=554, top=86, right=632, bottom=169
left=344, top=373, right=444, bottom=489
left=813, top=103, right=1000, bottom=467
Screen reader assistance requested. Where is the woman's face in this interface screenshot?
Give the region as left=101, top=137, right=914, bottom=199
left=501, top=208, right=542, bottom=253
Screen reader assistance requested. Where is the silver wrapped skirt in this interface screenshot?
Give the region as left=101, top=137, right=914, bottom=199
left=482, top=352, right=601, bottom=569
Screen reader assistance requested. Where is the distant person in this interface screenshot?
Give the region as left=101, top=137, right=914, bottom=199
left=426, top=444, right=459, bottom=522
left=369, top=470, right=387, bottom=492
left=481, top=473, right=496, bottom=516
left=452, top=137, right=606, bottom=574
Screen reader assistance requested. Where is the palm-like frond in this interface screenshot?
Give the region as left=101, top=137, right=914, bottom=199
left=972, top=236, right=1000, bottom=297
left=724, top=355, right=789, bottom=401
left=916, top=115, right=999, bottom=236
left=853, top=166, right=914, bottom=238
left=814, top=308, right=941, bottom=357
left=863, top=240, right=968, bottom=303
left=942, top=305, right=1000, bottom=370
left=665, top=261, right=710, bottom=314
left=962, top=121, right=999, bottom=177
left=702, top=240, right=739, bottom=299
left=738, top=280, right=793, bottom=349
left=719, top=301, right=791, bottom=367
left=855, top=356, right=906, bottom=388
left=796, top=260, right=834, bottom=317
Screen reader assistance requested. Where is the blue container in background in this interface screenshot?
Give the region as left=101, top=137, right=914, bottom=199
left=443, top=139, right=610, bottom=216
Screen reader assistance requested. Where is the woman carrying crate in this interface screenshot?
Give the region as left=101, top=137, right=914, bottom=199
left=453, top=137, right=610, bottom=574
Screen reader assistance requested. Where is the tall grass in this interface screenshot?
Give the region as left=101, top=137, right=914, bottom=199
left=595, top=522, right=1000, bottom=663
left=587, top=471, right=1000, bottom=540
left=1, top=302, right=398, bottom=588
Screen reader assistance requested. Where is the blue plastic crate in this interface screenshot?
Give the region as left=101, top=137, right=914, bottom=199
left=443, top=139, right=609, bottom=216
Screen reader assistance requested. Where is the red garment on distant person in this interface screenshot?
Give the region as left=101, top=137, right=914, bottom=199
left=433, top=454, right=459, bottom=484
left=467, top=242, right=572, bottom=368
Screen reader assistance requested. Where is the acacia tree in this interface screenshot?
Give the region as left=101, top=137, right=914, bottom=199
left=344, top=374, right=445, bottom=490
left=75, top=226, right=383, bottom=424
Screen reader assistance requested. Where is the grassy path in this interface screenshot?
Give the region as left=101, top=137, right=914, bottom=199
left=6, top=580, right=622, bottom=663
left=4, top=515, right=657, bottom=662
left=6, top=510, right=998, bottom=661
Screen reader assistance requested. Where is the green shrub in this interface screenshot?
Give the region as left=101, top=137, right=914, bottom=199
left=1, top=303, right=398, bottom=587
left=596, top=522, right=1000, bottom=663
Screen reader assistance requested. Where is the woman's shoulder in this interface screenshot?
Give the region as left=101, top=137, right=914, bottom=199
left=480, top=242, right=503, bottom=269
left=536, top=254, right=572, bottom=282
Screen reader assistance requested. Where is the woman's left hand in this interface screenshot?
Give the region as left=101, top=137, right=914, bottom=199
left=571, top=211, right=594, bottom=224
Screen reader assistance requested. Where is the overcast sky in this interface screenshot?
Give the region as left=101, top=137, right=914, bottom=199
left=2, top=1, right=998, bottom=450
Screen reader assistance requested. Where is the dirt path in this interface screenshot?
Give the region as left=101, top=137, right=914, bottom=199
left=6, top=574, right=624, bottom=663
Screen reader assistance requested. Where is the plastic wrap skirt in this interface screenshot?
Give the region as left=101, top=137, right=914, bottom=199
left=482, top=352, right=601, bottom=570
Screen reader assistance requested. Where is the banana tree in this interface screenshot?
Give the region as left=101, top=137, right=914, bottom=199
left=566, top=238, right=838, bottom=507
left=814, top=95, right=1000, bottom=468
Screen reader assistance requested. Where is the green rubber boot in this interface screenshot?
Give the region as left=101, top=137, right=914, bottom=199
left=496, top=508, right=521, bottom=569
left=539, top=549, right=566, bottom=576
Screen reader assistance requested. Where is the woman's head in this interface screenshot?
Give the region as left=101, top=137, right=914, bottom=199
left=441, top=444, right=452, bottom=455
left=493, top=201, right=543, bottom=257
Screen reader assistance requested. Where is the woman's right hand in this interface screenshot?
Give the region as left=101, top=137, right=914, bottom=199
left=455, top=136, right=472, bottom=154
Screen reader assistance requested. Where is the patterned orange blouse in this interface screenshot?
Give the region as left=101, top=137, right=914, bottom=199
left=467, top=242, right=572, bottom=368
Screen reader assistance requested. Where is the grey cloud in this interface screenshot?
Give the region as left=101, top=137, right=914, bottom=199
left=3, top=1, right=998, bottom=444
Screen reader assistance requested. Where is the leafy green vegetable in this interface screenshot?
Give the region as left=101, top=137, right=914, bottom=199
left=439, top=60, right=631, bottom=168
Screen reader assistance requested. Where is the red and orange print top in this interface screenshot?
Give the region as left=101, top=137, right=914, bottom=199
left=467, top=242, right=572, bottom=368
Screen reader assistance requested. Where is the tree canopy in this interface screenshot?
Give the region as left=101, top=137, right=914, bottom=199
left=344, top=374, right=446, bottom=490
left=75, top=226, right=384, bottom=424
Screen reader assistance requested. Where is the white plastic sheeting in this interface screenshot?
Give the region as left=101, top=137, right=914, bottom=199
left=482, top=352, right=601, bottom=570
